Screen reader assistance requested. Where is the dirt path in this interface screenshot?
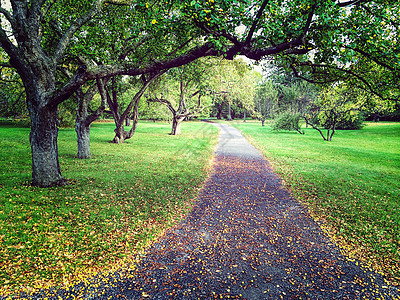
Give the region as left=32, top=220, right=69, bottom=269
left=29, top=123, right=400, bottom=299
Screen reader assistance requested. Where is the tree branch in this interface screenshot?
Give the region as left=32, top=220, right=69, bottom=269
left=49, top=42, right=219, bottom=107
left=290, top=62, right=399, bottom=101
left=337, top=0, right=366, bottom=8
left=344, top=45, right=396, bottom=72
left=0, top=7, right=16, bottom=29
left=241, top=3, right=315, bottom=60
left=53, top=0, right=104, bottom=63
left=244, top=0, right=270, bottom=45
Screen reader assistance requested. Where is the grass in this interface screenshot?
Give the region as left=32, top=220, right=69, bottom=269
left=0, top=120, right=218, bottom=296
left=229, top=120, right=400, bottom=284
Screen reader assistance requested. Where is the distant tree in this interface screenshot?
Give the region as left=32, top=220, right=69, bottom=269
left=254, top=80, right=279, bottom=126
left=303, top=85, right=364, bottom=141
left=146, top=59, right=214, bottom=135
left=0, top=65, right=25, bottom=119
left=209, top=59, right=258, bottom=120
left=138, top=99, right=171, bottom=122
left=363, top=94, right=398, bottom=122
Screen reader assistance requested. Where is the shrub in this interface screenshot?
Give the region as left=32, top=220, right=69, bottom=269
left=272, top=111, right=304, bottom=134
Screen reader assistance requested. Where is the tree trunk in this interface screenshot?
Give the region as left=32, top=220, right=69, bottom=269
left=75, top=120, right=91, bottom=159
left=112, top=101, right=140, bottom=143
left=30, top=105, right=67, bottom=187
left=262, top=119, right=265, bottom=126
left=171, top=116, right=184, bottom=135
left=227, top=102, right=232, bottom=121
left=74, top=81, right=107, bottom=159
left=243, top=110, right=246, bottom=123
left=113, top=126, right=128, bottom=144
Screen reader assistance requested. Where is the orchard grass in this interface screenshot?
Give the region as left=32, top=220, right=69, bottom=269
left=230, top=120, right=400, bottom=284
left=0, top=120, right=218, bottom=296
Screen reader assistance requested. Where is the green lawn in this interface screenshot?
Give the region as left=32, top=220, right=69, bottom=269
left=229, top=120, right=400, bottom=283
left=0, top=120, right=218, bottom=295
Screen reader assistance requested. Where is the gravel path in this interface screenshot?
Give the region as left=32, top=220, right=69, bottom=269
left=23, top=123, right=400, bottom=299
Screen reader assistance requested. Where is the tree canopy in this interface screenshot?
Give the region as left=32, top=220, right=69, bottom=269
left=0, top=0, right=399, bottom=186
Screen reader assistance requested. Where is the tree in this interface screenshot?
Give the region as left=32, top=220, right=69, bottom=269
left=208, top=58, right=258, bottom=120
left=0, top=1, right=220, bottom=186
left=303, top=85, right=364, bottom=141
left=281, top=2, right=400, bottom=101
left=254, top=80, right=279, bottom=126
left=364, top=95, right=398, bottom=122
left=138, top=98, right=171, bottom=122
left=146, top=59, right=214, bottom=135
left=1, top=0, right=398, bottom=186
left=106, top=73, right=162, bottom=142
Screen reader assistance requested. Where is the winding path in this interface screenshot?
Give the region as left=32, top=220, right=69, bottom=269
left=31, top=123, right=400, bottom=299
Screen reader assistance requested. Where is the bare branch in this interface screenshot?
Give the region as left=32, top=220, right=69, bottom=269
left=245, top=0, right=270, bottom=45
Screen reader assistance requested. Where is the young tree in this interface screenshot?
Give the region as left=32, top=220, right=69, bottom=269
left=303, top=85, right=364, bottom=141
left=272, top=111, right=304, bottom=134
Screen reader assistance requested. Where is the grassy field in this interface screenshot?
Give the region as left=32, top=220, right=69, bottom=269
left=229, top=120, right=400, bottom=284
left=0, top=120, right=218, bottom=295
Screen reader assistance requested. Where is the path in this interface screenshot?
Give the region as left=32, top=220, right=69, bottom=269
left=30, top=123, right=400, bottom=299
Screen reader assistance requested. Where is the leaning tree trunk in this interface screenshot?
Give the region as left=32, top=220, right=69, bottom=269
left=113, top=123, right=137, bottom=143
left=30, top=103, right=67, bottom=187
left=112, top=99, right=140, bottom=143
left=109, top=74, right=159, bottom=143
left=170, top=116, right=185, bottom=135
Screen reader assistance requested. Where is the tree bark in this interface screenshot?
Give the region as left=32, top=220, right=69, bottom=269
left=227, top=102, right=232, bottom=121
left=74, top=79, right=107, bottom=158
left=171, top=116, right=185, bottom=135
left=112, top=92, right=140, bottom=143
left=75, top=120, right=91, bottom=159
left=30, top=104, right=68, bottom=187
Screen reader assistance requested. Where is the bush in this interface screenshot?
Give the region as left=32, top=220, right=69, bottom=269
left=272, top=111, right=304, bottom=134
